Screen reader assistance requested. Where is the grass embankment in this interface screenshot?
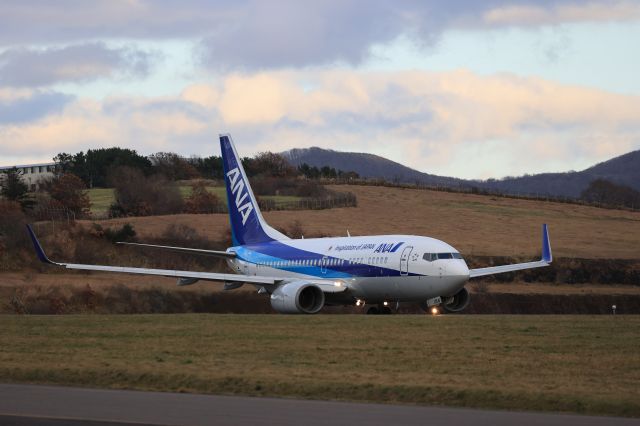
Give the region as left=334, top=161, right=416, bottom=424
left=88, top=184, right=640, bottom=259
left=87, top=186, right=301, bottom=215
left=2, top=281, right=640, bottom=314
left=1, top=315, right=639, bottom=417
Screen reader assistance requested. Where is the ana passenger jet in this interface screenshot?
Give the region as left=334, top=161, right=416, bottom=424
left=27, top=134, right=553, bottom=314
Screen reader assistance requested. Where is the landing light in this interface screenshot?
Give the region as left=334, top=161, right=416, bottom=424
left=383, top=301, right=389, bottom=307
left=431, top=307, right=439, bottom=316
left=356, top=299, right=364, bottom=307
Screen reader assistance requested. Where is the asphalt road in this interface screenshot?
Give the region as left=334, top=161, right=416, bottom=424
left=1, top=384, right=638, bottom=426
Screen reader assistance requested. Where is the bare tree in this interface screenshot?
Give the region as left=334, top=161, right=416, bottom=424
left=184, top=181, right=221, bottom=213
left=48, top=173, right=90, bottom=218
left=108, top=167, right=183, bottom=216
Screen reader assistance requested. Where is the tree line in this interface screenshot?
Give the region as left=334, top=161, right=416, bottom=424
left=580, top=179, right=640, bottom=209
left=51, top=147, right=360, bottom=188
left=0, top=147, right=361, bottom=220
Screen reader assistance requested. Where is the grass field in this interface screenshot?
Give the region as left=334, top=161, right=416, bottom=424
left=86, top=188, right=116, bottom=214
left=87, top=186, right=301, bottom=214
left=87, top=184, right=640, bottom=259
left=1, top=315, right=639, bottom=417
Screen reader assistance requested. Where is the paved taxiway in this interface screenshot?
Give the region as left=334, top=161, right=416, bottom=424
left=1, top=384, right=638, bottom=426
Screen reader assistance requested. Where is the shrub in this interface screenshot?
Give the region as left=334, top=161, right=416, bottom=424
left=184, top=181, right=222, bottom=213
left=244, top=152, right=296, bottom=178
left=295, top=180, right=327, bottom=198
left=103, top=223, right=137, bottom=243
left=581, top=179, right=640, bottom=209
left=149, top=152, right=200, bottom=181
left=0, top=200, right=31, bottom=269
left=108, top=166, right=184, bottom=216
left=0, top=168, right=35, bottom=210
left=47, top=173, right=91, bottom=218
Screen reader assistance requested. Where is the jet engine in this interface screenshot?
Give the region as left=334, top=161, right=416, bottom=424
left=442, top=287, right=470, bottom=313
left=270, top=281, right=325, bottom=314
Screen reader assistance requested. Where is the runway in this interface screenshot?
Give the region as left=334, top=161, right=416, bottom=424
left=1, top=384, right=638, bottom=426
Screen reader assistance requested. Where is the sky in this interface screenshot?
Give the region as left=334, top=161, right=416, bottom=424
left=1, top=1, right=639, bottom=180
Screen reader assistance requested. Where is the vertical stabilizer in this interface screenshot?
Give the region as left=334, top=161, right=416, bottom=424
left=220, top=134, right=289, bottom=246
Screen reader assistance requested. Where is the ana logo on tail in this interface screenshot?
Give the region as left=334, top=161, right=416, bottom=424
left=227, top=167, right=254, bottom=225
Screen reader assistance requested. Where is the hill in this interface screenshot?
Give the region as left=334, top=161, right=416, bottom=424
left=482, top=150, right=640, bottom=197
left=282, top=147, right=467, bottom=187
left=91, top=184, right=640, bottom=259
left=282, top=147, right=640, bottom=198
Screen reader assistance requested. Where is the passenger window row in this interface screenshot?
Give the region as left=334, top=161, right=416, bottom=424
left=258, top=259, right=345, bottom=267
left=255, top=256, right=391, bottom=267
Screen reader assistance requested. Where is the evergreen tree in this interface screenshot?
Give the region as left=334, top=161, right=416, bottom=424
left=54, top=148, right=153, bottom=188
left=0, top=168, right=34, bottom=210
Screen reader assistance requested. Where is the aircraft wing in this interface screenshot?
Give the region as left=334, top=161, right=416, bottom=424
left=116, top=242, right=236, bottom=258
left=26, top=225, right=348, bottom=293
left=469, top=224, right=552, bottom=278
left=27, top=225, right=278, bottom=286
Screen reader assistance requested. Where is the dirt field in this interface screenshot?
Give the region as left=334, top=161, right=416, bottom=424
left=1, top=314, right=639, bottom=417
left=84, top=184, right=640, bottom=259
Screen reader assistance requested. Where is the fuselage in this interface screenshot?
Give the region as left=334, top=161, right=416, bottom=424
left=227, top=235, right=470, bottom=304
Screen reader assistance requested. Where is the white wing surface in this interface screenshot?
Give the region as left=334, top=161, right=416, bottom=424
left=469, top=224, right=552, bottom=278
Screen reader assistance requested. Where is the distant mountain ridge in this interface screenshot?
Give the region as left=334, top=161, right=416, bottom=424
left=283, top=147, right=467, bottom=188
left=281, top=147, right=640, bottom=198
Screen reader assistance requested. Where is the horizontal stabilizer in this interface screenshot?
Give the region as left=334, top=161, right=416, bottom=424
left=116, top=242, right=236, bottom=258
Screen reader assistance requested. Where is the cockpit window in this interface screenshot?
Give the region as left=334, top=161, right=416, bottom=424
left=424, top=252, right=463, bottom=261
left=423, top=253, right=437, bottom=261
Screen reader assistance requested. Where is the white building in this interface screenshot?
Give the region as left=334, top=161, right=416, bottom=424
left=0, top=162, right=56, bottom=191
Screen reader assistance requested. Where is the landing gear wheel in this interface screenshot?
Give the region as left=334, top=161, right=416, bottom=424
left=381, top=306, right=392, bottom=315
left=366, top=307, right=379, bottom=315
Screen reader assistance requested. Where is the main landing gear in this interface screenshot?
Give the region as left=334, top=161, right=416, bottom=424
left=366, top=304, right=393, bottom=315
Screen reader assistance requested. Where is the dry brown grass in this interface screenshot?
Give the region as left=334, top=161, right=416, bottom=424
left=3, top=273, right=639, bottom=297
left=0, top=271, right=210, bottom=291
left=483, top=282, right=640, bottom=295
left=1, top=314, right=639, bottom=417
left=82, top=185, right=640, bottom=259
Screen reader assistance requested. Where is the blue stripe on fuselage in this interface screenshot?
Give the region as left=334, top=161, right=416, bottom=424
left=233, top=241, right=420, bottom=278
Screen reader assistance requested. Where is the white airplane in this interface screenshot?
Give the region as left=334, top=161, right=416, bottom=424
left=27, top=134, right=553, bottom=314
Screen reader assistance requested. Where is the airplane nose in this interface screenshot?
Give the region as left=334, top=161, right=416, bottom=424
left=450, top=260, right=470, bottom=278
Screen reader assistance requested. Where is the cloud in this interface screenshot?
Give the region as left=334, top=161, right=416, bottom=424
left=483, top=1, right=640, bottom=26
left=0, top=90, right=74, bottom=124
left=0, top=94, right=217, bottom=161
left=0, top=1, right=637, bottom=70
left=1, top=68, right=639, bottom=178
left=0, top=43, right=154, bottom=87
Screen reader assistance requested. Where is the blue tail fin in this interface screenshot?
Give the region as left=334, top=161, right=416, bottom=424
left=220, top=134, right=289, bottom=246
left=541, top=224, right=552, bottom=263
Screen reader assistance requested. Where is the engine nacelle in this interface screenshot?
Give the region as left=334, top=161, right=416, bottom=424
left=442, top=287, right=471, bottom=313
left=270, top=281, right=325, bottom=314
left=177, top=278, right=199, bottom=286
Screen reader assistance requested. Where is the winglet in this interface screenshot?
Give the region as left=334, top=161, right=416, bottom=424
left=541, top=224, right=552, bottom=263
left=26, top=224, right=56, bottom=265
